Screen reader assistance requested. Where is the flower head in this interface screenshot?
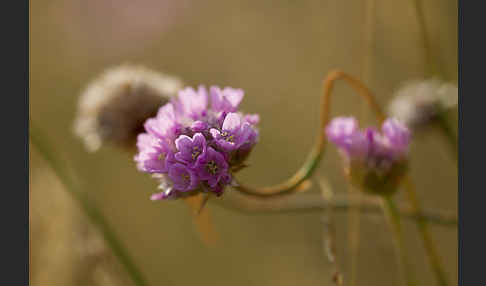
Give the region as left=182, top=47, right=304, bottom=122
left=135, top=85, right=259, bottom=200
left=388, top=79, right=458, bottom=131
left=73, top=64, right=183, bottom=152
left=326, top=117, right=411, bottom=195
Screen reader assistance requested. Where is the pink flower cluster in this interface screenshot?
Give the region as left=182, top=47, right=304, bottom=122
left=135, top=86, right=259, bottom=200
left=326, top=117, right=411, bottom=194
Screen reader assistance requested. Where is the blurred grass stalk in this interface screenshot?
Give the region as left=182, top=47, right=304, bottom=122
left=345, top=182, right=362, bottom=286
left=413, top=0, right=446, bottom=79
left=436, top=112, right=458, bottom=161
left=403, top=176, right=450, bottom=286
left=407, top=2, right=455, bottom=282
left=382, top=195, right=418, bottom=286
left=413, top=0, right=457, bottom=162
left=414, top=3, right=454, bottom=281
left=30, top=121, right=150, bottom=286
left=348, top=0, right=378, bottom=283
left=319, top=179, right=344, bottom=286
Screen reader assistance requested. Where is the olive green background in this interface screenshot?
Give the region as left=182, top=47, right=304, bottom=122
left=30, top=0, right=458, bottom=285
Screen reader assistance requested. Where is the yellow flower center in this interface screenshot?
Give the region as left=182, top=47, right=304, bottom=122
left=221, top=132, right=234, bottom=142
left=206, top=160, right=219, bottom=175
left=181, top=173, right=190, bottom=182
left=192, top=146, right=200, bottom=160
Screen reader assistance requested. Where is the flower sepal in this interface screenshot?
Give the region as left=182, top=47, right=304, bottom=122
left=346, top=160, right=409, bottom=196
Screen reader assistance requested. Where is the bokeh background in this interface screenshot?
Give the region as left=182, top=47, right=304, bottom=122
left=30, top=0, right=458, bottom=285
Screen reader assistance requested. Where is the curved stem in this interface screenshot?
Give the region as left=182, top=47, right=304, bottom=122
left=382, top=196, right=418, bottom=286
left=403, top=176, right=450, bottom=286
left=217, top=191, right=457, bottom=226
left=30, top=122, right=150, bottom=286
left=234, top=70, right=385, bottom=197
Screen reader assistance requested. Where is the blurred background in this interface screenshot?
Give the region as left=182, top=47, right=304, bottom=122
left=30, top=0, right=458, bottom=285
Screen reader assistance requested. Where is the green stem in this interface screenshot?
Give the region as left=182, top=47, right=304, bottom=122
left=30, top=122, right=149, bottom=286
left=404, top=177, right=450, bottom=286
left=382, top=196, right=418, bottom=286
left=435, top=112, right=457, bottom=162
left=347, top=186, right=362, bottom=286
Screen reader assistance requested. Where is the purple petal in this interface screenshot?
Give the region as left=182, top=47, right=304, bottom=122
left=177, top=86, right=208, bottom=119
left=244, top=114, right=260, bottom=125
left=134, top=133, right=171, bottom=173
left=222, top=87, right=244, bottom=108
left=150, top=189, right=174, bottom=201
left=195, top=147, right=228, bottom=183
left=168, top=163, right=199, bottom=191
left=144, top=103, right=179, bottom=140
left=210, top=86, right=244, bottom=113
left=191, top=120, right=208, bottom=132
left=382, top=118, right=411, bottom=153
left=210, top=86, right=224, bottom=111
left=222, top=113, right=241, bottom=131
left=209, top=128, right=221, bottom=139
left=175, top=135, right=192, bottom=152
left=174, top=133, right=207, bottom=166
left=325, top=117, right=359, bottom=144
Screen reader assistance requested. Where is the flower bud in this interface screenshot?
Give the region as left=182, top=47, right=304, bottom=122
left=326, top=117, right=411, bottom=196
